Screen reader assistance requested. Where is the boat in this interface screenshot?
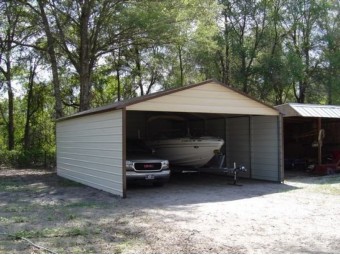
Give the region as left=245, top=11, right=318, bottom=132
left=147, top=136, right=224, bottom=168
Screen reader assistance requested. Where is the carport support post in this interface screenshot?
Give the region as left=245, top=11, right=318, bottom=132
left=317, top=117, right=322, bottom=165
left=122, top=108, right=127, bottom=198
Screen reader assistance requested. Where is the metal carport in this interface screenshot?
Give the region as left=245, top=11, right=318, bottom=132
left=276, top=103, right=340, bottom=170
left=56, top=80, right=283, bottom=197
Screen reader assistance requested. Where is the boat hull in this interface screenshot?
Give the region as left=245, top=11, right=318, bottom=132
left=147, top=137, right=224, bottom=168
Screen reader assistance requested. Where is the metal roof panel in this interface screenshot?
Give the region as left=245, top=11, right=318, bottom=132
left=276, top=103, right=340, bottom=118
left=58, top=79, right=279, bottom=122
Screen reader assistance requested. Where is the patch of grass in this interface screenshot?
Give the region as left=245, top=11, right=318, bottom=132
left=312, top=184, right=340, bottom=195
left=12, top=216, right=27, bottom=223
left=68, top=246, right=98, bottom=254
left=45, top=208, right=79, bottom=222
left=12, top=230, right=45, bottom=239
left=66, top=201, right=97, bottom=208
left=4, top=206, right=23, bottom=213
left=0, top=180, right=26, bottom=192
left=320, top=175, right=340, bottom=184
left=67, top=214, right=76, bottom=220
left=0, top=179, right=48, bottom=193
left=307, top=175, right=340, bottom=195
left=12, top=227, right=89, bottom=239
left=0, top=240, right=16, bottom=253
left=67, top=227, right=88, bottom=237
left=0, top=216, right=9, bottom=222
left=3, top=204, right=36, bottom=213
left=308, top=175, right=340, bottom=184
left=113, top=238, right=140, bottom=254
left=65, top=201, right=108, bottom=209
left=57, top=178, right=84, bottom=187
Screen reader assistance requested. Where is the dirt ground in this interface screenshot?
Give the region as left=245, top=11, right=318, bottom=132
left=1, top=168, right=340, bottom=254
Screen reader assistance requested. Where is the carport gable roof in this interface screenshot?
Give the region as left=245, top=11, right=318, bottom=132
left=57, top=79, right=279, bottom=122
left=276, top=103, right=340, bottom=118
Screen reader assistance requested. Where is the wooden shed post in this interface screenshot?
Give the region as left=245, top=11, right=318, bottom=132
left=318, top=117, right=322, bottom=165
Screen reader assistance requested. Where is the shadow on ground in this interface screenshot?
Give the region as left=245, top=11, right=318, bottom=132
left=125, top=171, right=299, bottom=208
left=0, top=169, right=301, bottom=208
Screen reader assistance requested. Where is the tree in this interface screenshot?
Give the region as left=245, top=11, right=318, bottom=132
left=284, top=0, right=326, bottom=103
left=23, top=54, right=43, bottom=150
left=320, top=0, right=340, bottom=104
left=0, top=1, right=26, bottom=150
left=36, top=0, right=64, bottom=118
left=222, top=0, right=269, bottom=93
left=254, top=0, right=293, bottom=104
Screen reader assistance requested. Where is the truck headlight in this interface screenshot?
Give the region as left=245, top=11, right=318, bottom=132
left=161, top=160, right=169, bottom=169
left=126, top=160, right=134, bottom=170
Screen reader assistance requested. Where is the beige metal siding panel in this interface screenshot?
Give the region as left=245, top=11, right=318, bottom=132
left=127, top=82, right=279, bottom=116
left=227, top=117, right=251, bottom=178
left=58, top=143, right=120, bottom=151
left=58, top=157, right=122, bottom=171
left=58, top=149, right=122, bottom=162
left=58, top=164, right=121, bottom=181
left=58, top=128, right=122, bottom=137
left=128, top=102, right=271, bottom=115
left=251, top=116, right=280, bottom=181
left=59, top=144, right=122, bottom=156
left=249, top=168, right=278, bottom=180
left=275, top=104, right=300, bottom=117
left=58, top=170, right=123, bottom=193
left=58, top=134, right=122, bottom=143
left=251, top=156, right=279, bottom=165
left=57, top=110, right=123, bottom=196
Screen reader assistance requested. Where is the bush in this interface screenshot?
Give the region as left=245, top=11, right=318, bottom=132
left=0, top=149, right=55, bottom=168
left=0, top=150, right=19, bottom=167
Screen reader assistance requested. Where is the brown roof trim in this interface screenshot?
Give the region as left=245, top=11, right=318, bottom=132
left=56, top=79, right=278, bottom=122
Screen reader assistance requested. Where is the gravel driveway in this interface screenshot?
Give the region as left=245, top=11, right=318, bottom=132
left=1, top=169, right=340, bottom=253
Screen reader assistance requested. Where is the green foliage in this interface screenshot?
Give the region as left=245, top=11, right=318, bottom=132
left=0, top=0, right=339, bottom=169
left=0, top=149, right=55, bottom=168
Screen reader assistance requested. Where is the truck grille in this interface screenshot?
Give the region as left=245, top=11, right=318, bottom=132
left=134, top=163, right=162, bottom=171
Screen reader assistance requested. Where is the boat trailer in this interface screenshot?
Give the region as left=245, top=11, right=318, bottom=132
left=180, top=154, right=247, bottom=185
left=202, top=154, right=247, bottom=185
left=223, top=162, right=247, bottom=186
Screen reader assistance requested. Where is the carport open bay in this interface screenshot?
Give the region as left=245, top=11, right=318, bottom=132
left=1, top=168, right=340, bottom=253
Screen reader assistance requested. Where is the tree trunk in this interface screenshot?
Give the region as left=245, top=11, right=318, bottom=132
left=78, top=0, right=92, bottom=112
left=7, top=83, right=14, bottom=151
left=241, top=55, right=248, bottom=93
left=5, top=50, right=14, bottom=150
left=37, top=0, right=63, bottom=118
left=23, top=59, right=39, bottom=150
left=223, top=11, right=230, bottom=85
left=134, top=46, right=144, bottom=95
left=24, top=71, right=34, bottom=150
left=117, top=68, right=121, bottom=101
left=178, top=45, right=184, bottom=86
left=116, top=49, right=121, bottom=101
left=79, top=68, right=92, bottom=111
